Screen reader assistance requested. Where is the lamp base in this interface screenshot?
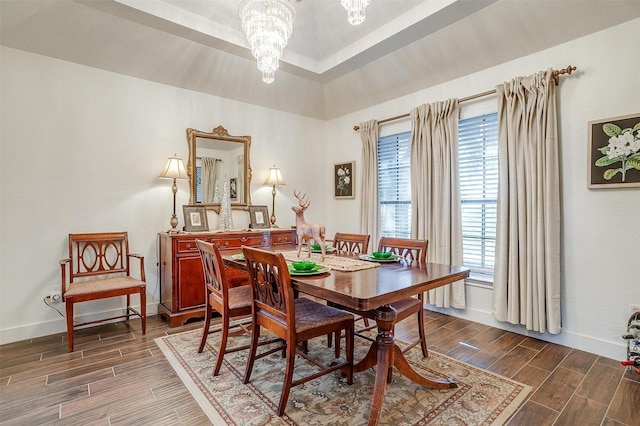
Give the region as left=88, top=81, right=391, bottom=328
left=168, top=213, right=179, bottom=233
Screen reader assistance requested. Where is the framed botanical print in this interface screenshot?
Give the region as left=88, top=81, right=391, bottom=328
left=249, top=205, right=270, bottom=229
left=334, top=161, right=355, bottom=198
left=182, top=205, right=208, bottom=232
left=588, top=113, right=640, bottom=188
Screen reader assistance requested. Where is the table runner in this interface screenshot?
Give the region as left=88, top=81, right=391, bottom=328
left=279, top=250, right=379, bottom=272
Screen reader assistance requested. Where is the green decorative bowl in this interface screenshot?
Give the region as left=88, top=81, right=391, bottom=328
left=292, top=261, right=317, bottom=271
left=311, top=244, right=329, bottom=250
left=371, top=251, right=393, bottom=259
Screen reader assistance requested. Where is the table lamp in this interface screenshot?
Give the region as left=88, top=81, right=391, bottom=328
left=263, top=165, right=285, bottom=227
left=159, top=155, right=188, bottom=232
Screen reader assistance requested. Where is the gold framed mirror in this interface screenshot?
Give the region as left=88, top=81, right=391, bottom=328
left=186, top=125, right=252, bottom=209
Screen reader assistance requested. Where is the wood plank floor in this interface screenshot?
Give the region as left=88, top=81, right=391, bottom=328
left=1, top=312, right=638, bottom=425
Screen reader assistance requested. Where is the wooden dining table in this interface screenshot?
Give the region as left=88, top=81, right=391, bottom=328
left=223, top=249, right=470, bottom=426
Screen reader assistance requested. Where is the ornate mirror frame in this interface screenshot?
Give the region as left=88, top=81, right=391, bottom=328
left=186, top=125, right=252, bottom=210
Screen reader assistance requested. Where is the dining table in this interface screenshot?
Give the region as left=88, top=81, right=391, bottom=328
left=223, top=248, right=470, bottom=426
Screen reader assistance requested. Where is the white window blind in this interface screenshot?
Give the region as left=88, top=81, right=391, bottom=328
left=458, top=113, right=498, bottom=277
left=378, top=131, right=412, bottom=238
left=196, top=166, right=202, bottom=203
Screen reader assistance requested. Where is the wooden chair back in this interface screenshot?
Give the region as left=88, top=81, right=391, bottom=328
left=65, top=232, right=137, bottom=286
left=196, top=239, right=228, bottom=305
left=332, top=232, right=370, bottom=254
left=378, top=237, right=428, bottom=263
left=242, top=247, right=295, bottom=335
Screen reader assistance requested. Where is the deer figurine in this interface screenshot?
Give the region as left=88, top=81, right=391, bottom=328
left=292, top=190, right=327, bottom=261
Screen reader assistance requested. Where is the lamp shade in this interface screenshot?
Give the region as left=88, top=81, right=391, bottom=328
left=264, top=165, right=285, bottom=186
left=159, top=156, right=188, bottom=180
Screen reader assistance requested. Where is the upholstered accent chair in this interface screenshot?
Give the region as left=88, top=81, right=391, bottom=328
left=60, top=232, right=146, bottom=352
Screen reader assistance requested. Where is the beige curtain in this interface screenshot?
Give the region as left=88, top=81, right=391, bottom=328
left=492, top=69, right=561, bottom=334
left=201, top=157, right=219, bottom=203
left=359, top=120, right=381, bottom=247
left=410, top=100, right=465, bottom=308
left=236, top=155, right=244, bottom=203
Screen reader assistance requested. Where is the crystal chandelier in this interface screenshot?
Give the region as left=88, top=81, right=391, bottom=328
left=341, top=0, right=371, bottom=25
left=239, top=0, right=296, bottom=84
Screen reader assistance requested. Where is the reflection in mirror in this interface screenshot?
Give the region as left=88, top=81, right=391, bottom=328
left=186, top=125, right=252, bottom=209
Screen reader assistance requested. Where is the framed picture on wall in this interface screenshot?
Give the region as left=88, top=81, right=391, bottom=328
left=183, top=205, right=208, bottom=232
left=588, top=112, right=640, bottom=188
left=249, top=205, right=270, bottom=229
left=334, top=161, right=355, bottom=199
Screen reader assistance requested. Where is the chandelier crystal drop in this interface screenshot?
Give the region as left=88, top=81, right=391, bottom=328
left=341, top=0, right=371, bottom=25
left=239, top=0, right=296, bottom=84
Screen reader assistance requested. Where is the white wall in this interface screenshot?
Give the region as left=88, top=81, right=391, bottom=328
left=324, top=18, right=640, bottom=360
left=0, top=48, right=326, bottom=343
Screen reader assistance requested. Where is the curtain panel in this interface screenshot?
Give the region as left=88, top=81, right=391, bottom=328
left=201, top=157, right=219, bottom=204
left=359, top=120, right=381, bottom=247
left=410, top=100, right=466, bottom=309
left=492, top=69, right=562, bottom=334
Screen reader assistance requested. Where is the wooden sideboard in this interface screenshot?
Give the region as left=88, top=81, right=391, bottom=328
left=158, top=229, right=296, bottom=327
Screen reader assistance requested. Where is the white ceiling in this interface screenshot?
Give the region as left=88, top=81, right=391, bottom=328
left=2, top=0, right=640, bottom=120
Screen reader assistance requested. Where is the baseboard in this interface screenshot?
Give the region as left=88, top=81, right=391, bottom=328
left=0, top=303, right=159, bottom=346
left=425, top=305, right=628, bottom=361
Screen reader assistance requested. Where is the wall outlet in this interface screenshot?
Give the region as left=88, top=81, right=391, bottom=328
left=49, top=289, right=62, bottom=303
left=631, top=304, right=640, bottom=316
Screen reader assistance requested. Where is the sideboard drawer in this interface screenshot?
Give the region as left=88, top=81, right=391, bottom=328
left=271, top=230, right=297, bottom=246
left=176, top=239, right=204, bottom=254
left=212, top=234, right=268, bottom=250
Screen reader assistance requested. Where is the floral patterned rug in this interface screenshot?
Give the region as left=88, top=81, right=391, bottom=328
left=155, top=329, right=531, bottom=425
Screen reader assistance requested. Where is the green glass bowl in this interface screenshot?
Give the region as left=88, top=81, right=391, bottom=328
left=292, top=261, right=317, bottom=271
left=371, top=251, right=393, bottom=259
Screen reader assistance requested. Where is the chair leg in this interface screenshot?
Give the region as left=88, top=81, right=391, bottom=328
left=277, top=341, right=297, bottom=416
left=140, top=288, right=146, bottom=335
left=66, top=300, right=74, bottom=352
left=197, top=303, right=212, bottom=353
left=327, top=332, right=333, bottom=348
left=417, top=307, right=428, bottom=357
left=213, top=313, right=230, bottom=376
left=334, top=330, right=341, bottom=358
left=243, top=323, right=260, bottom=384
left=126, top=294, right=131, bottom=321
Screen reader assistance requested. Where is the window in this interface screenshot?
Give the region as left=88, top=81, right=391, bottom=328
left=458, top=113, right=498, bottom=278
left=196, top=165, right=202, bottom=203
left=378, top=132, right=411, bottom=238
left=377, top=113, right=498, bottom=281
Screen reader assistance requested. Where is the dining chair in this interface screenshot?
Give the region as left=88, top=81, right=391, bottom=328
left=336, top=237, right=430, bottom=360
left=332, top=232, right=370, bottom=255
left=241, top=246, right=355, bottom=417
left=327, top=232, right=371, bottom=355
left=196, top=240, right=279, bottom=376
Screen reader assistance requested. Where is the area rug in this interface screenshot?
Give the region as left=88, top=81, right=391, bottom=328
left=155, top=329, right=531, bottom=425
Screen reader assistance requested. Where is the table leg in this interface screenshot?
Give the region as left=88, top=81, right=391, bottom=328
left=353, top=304, right=457, bottom=426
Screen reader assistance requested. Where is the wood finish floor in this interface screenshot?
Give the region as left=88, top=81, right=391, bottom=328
left=1, top=312, right=638, bottom=425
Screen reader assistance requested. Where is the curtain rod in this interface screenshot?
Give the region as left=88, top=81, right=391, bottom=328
left=353, top=65, right=577, bottom=131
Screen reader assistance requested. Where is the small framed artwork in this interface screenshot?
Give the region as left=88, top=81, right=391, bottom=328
left=334, top=161, right=355, bottom=198
left=229, top=178, right=238, bottom=201
left=183, top=205, right=209, bottom=232
left=588, top=113, right=640, bottom=188
left=249, top=205, right=270, bottom=229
